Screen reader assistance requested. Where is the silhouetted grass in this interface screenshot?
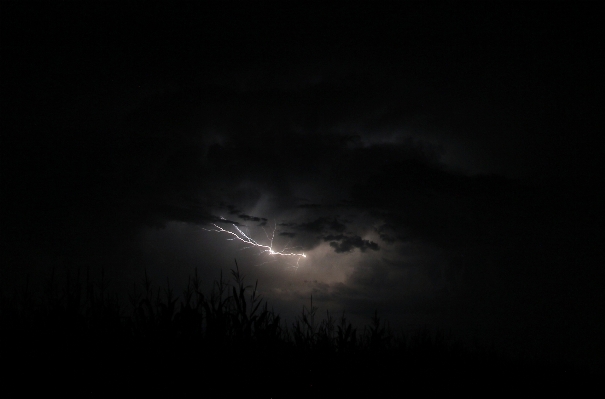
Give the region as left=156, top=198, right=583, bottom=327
left=1, top=261, right=601, bottom=397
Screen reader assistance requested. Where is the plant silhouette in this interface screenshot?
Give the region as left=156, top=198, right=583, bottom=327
left=0, top=260, right=598, bottom=397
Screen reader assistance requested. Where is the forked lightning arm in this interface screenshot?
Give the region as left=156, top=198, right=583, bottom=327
left=203, top=219, right=306, bottom=259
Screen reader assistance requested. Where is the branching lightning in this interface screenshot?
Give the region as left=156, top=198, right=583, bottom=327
left=204, top=217, right=306, bottom=268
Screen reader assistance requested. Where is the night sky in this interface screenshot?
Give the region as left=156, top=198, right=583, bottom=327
left=2, top=2, right=603, bottom=373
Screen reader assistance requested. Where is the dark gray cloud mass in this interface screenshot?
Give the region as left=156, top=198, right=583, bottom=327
left=324, top=234, right=380, bottom=253
left=1, top=2, right=603, bottom=373
left=237, top=214, right=267, bottom=224
left=295, top=218, right=347, bottom=234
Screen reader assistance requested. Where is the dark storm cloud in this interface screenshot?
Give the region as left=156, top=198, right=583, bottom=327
left=295, top=218, right=347, bottom=234
left=323, top=234, right=380, bottom=254
left=374, top=225, right=397, bottom=244
left=3, top=2, right=599, bottom=269
left=237, top=214, right=268, bottom=224
left=226, top=205, right=242, bottom=215
left=264, top=217, right=353, bottom=253
left=350, top=160, right=546, bottom=250
left=298, top=203, right=322, bottom=209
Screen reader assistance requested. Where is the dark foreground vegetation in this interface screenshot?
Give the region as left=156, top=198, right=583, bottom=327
left=1, top=262, right=601, bottom=397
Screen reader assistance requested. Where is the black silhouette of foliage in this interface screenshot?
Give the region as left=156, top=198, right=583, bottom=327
left=0, top=260, right=600, bottom=397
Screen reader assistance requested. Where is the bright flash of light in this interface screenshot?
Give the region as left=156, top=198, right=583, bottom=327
left=203, top=218, right=306, bottom=268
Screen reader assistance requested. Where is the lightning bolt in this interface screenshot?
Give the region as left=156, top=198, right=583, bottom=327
left=204, top=218, right=306, bottom=268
